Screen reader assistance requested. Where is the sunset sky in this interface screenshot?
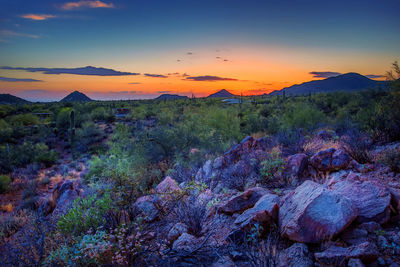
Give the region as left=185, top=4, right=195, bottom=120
left=0, top=0, right=399, bottom=101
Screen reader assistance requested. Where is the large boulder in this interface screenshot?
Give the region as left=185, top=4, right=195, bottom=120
left=219, top=187, right=270, bottom=215
left=279, top=180, right=357, bottom=243
left=233, top=192, right=279, bottom=230
left=330, top=179, right=391, bottom=224
left=314, top=242, right=379, bottom=266
left=310, top=148, right=351, bottom=172
left=278, top=243, right=313, bottom=267
left=388, top=184, right=400, bottom=213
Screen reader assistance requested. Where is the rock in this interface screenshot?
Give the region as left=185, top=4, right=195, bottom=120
left=389, top=186, right=400, bottom=213
left=285, top=153, right=308, bottom=181
left=278, top=243, right=313, bottom=267
left=212, top=256, right=235, bottom=267
left=39, top=198, right=55, bottom=216
left=310, top=148, right=351, bottom=172
left=156, top=176, right=181, bottom=194
left=172, top=233, right=199, bottom=251
left=279, top=180, right=357, bottom=243
left=314, top=242, right=379, bottom=266
left=358, top=222, right=381, bottom=233
left=317, top=130, right=333, bottom=140
left=341, top=228, right=368, bottom=245
left=167, top=223, right=188, bottom=244
left=233, top=192, right=279, bottom=230
left=134, top=195, right=159, bottom=222
left=196, top=159, right=214, bottom=184
left=348, top=258, right=365, bottom=267
left=331, top=180, right=391, bottom=224
left=219, top=187, right=270, bottom=215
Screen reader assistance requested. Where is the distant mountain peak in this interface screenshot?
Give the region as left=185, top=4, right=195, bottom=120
left=0, top=93, right=29, bottom=104
left=270, top=73, right=388, bottom=96
left=60, top=91, right=92, bottom=102
left=207, top=89, right=236, bottom=98
left=155, top=94, right=188, bottom=100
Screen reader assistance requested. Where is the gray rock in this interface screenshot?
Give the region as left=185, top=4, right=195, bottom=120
left=331, top=179, right=391, bottom=224
left=172, top=233, right=199, bottom=251
left=348, top=258, right=365, bottom=267
left=279, top=180, right=357, bottom=243
left=220, top=187, right=270, bottom=215
left=314, top=242, right=379, bottom=266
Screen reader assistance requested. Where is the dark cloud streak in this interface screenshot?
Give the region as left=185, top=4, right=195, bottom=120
left=0, top=76, right=43, bottom=82
left=185, top=75, right=238, bottom=82
left=1, top=66, right=140, bottom=76
left=309, top=71, right=342, bottom=78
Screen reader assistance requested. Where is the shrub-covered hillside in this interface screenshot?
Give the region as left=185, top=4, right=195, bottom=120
left=0, top=63, right=399, bottom=266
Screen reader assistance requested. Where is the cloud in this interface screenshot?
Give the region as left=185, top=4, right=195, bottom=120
left=1, top=66, right=139, bottom=76
left=186, top=52, right=193, bottom=55
left=0, top=76, right=43, bottom=82
left=309, top=71, right=342, bottom=78
left=20, top=14, right=56, bottom=20
left=144, top=73, right=168, bottom=78
left=185, top=75, right=238, bottom=82
left=157, top=91, right=172, bottom=94
left=247, top=88, right=268, bottom=94
left=0, top=30, right=39, bottom=40
left=128, top=82, right=141, bottom=84
left=62, top=1, right=114, bottom=10
left=366, top=74, right=385, bottom=79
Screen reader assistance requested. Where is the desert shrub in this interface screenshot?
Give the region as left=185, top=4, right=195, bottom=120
left=260, top=151, right=285, bottom=180
left=44, top=230, right=113, bottom=266
left=9, top=114, right=39, bottom=126
left=74, top=122, right=104, bottom=153
left=0, top=119, right=12, bottom=143
left=341, top=129, right=372, bottom=164
left=175, top=196, right=207, bottom=237
left=280, top=103, right=326, bottom=131
left=0, top=209, right=32, bottom=238
left=57, top=193, right=112, bottom=235
left=379, top=148, right=400, bottom=173
left=34, top=143, right=58, bottom=167
left=91, top=107, right=114, bottom=122
left=56, top=108, right=72, bottom=132
left=22, top=180, right=38, bottom=200
left=0, top=174, right=11, bottom=193
left=276, top=128, right=305, bottom=154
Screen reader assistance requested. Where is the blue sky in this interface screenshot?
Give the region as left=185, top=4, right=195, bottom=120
left=0, top=0, right=399, bottom=100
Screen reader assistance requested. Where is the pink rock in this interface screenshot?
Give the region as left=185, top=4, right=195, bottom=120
left=172, top=233, right=199, bottom=251
left=279, top=180, right=357, bottom=243
left=219, top=187, right=270, bottom=215
left=285, top=153, right=308, bottom=179
left=156, top=176, right=181, bottom=194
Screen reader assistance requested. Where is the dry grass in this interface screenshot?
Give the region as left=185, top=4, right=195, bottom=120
left=0, top=203, right=13, bottom=213
left=303, top=138, right=341, bottom=156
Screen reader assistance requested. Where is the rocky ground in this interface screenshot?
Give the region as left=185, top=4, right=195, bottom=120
left=1, top=129, right=400, bottom=266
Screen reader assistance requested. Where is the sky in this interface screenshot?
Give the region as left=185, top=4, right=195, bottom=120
left=0, top=0, right=399, bottom=101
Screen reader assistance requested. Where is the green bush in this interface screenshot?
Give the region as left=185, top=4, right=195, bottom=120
left=260, top=151, right=285, bottom=180
left=0, top=175, right=11, bottom=193
left=57, top=193, right=112, bottom=235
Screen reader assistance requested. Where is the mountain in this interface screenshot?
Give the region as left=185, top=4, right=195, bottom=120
left=155, top=94, right=188, bottom=100
left=60, top=91, right=92, bottom=102
left=207, top=89, right=236, bottom=98
left=270, top=73, right=388, bottom=96
left=0, top=94, right=29, bottom=104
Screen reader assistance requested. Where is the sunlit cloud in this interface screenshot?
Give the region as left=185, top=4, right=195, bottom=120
left=0, top=76, right=43, bottom=82
left=128, top=82, right=141, bottom=84
left=1, top=66, right=139, bottom=76
left=185, top=75, right=238, bottom=82
left=20, top=14, right=56, bottom=21
left=309, top=71, right=342, bottom=78
left=62, top=1, right=114, bottom=10
left=144, top=73, right=168, bottom=78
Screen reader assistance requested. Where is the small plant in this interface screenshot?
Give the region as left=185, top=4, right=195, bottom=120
left=206, top=197, right=221, bottom=208
left=175, top=196, right=207, bottom=237
left=57, top=193, right=112, bottom=235
left=260, top=151, right=285, bottom=180
left=342, top=129, right=371, bottom=164
left=379, top=148, right=400, bottom=173
left=0, top=174, right=11, bottom=193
